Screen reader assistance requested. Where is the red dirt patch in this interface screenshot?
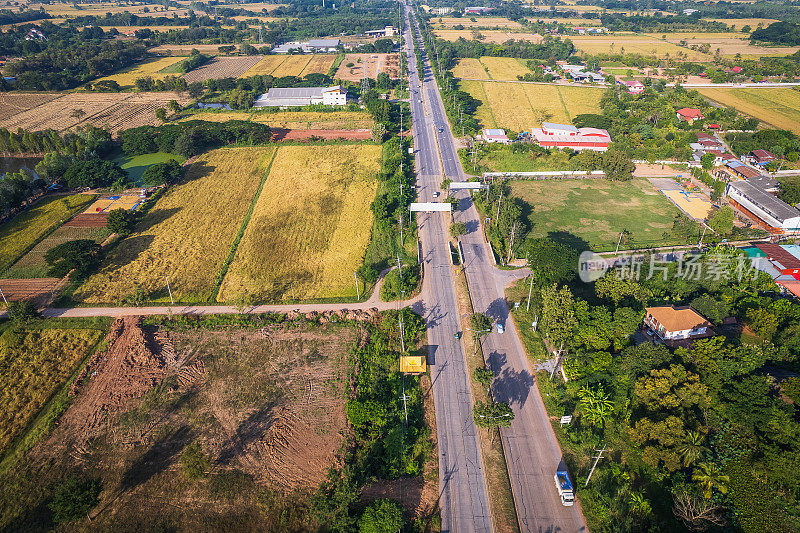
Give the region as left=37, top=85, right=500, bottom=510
left=271, top=128, right=373, bottom=141
left=0, top=278, right=61, bottom=304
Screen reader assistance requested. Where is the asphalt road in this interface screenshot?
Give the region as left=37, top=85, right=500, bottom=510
left=404, top=5, right=588, bottom=532
left=404, top=7, right=493, bottom=533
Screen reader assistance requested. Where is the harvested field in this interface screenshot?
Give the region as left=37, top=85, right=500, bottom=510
left=460, top=80, right=604, bottom=131
left=31, top=2, right=186, bottom=16
left=0, top=92, right=192, bottom=133
left=570, top=35, right=713, bottom=61
left=434, top=29, right=544, bottom=44
left=218, top=144, right=380, bottom=302
left=2, top=317, right=357, bottom=531
left=150, top=43, right=240, bottom=55
left=432, top=16, right=523, bottom=28
left=0, top=93, right=60, bottom=123
left=335, top=53, right=399, bottom=81
left=698, top=87, right=800, bottom=133
left=182, top=56, right=263, bottom=83
left=250, top=110, right=374, bottom=129
left=0, top=193, right=96, bottom=275
left=92, top=56, right=187, bottom=89
left=452, top=58, right=488, bottom=79
left=62, top=213, right=108, bottom=228
left=76, top=147, right=276, bottom=304
left=648, top=32, right=800, bottom=58
left=704, top=17, right=780, bottom=30
left=180, top=111, right=253, bottom=123
left=3, top=226, right=111, bottom=279
left=0, top=277, right=61, bottom=304
left=478, top=56, right=530, bottom=81
left=300, top=54, right=337, bottom=75
left=0, top=326, right=103, bottom=456
left=510, top=179, right=686, bottom=251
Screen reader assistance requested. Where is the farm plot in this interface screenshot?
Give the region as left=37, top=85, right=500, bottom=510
left=452, top=58, right=488, bottom=79
left=240, top=55, right=287, bottom=77
left=250, top=110, right=374, bottom=129
left=92, top=56, right=187, bottom=89
left=461, top=81, right=604, bottom=131
left=182, top=56, right=263, bottom=83
left=510, top=179, right=685, bottom=251
left=0, top=93, right=61, bottom=123
left=300, top=54, right=336, bottom=76
left=0, top=327, right=103, bottom=456
left=479, top=57, right=530, bottom=81
left=433, top=29, right=543, bottom=44
left=3, top=226, right=111, bottom=279
left=0, top=92, right=191, bottom=133
left=570, top=35, right=713, bottom=61
left=270, top=55, right=313, bottom=77
left=218, top=144, right=380, bottom=302
left=703, top=18, right=780, bottom=31
left=0, top=194, right=96, bottom=275
left=150, top=43, right=240, bottom=55
left=75, top=147, right=275, bottom=304
left=698, top=88, right=800, bottom=134
left=433, top=16, right=523, bottom=29
left=0, top=278, right=61, bottom=306
left=649, top=32, right=800, bottom=58
left=335, top=53, right=399, bottom=81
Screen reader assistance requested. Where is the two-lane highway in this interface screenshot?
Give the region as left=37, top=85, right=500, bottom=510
left=403, top=6, right=493, bottom=532
left=404, top=5, right=588, bottom=532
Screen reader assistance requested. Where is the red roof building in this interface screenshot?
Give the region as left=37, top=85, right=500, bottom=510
left=756, top=243, right=800, bottom=276
left=676, top=108, right=705, bottom=123
left=531, top=122, right=611, bottom=152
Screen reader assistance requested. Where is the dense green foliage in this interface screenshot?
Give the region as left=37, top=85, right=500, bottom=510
left=0, top=170, right=45, bottom=218
left=140, top=159, right=184, bottom=187
left=750, top=21, right=800, bottom=45
left=43, top=239, right=102, bottom=278
left=0, top=125, right=112, bottom=156
left=106, top=208, right=136, bottom=237
left=526, top=242, right=800, bottom=531
left=48, top=476, right=102, bottom=523
left=120, top=120, right=272, bottom=157
left=62, top=160, right=125, bottom=189
left=180, top=52, right=211, bottom=73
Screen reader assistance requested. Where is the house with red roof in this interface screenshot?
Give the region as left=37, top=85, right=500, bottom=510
left=676, top=108, right=705, bottom=124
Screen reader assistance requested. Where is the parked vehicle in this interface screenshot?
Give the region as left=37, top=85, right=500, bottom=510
left=496, top=322, right=504, bottom=334
left=554, top=469, right=575, bottom=506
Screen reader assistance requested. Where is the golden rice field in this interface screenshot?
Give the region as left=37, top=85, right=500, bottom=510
left=697, top=88, right=800, bottom=134
left=218, top=144, right=380, bottom=303
left=75, top=147, right=276, bottom=303
left=478, top=57, right=531, bottom=81
left=432, top=16, right=523, bottom=28
left=0, top=327, right=102, bottom=455
left=570, top=36, right=713, bottom=61
left=250, top=111, right=374, bottom=130
left=647, top=32, right=800, bottom=58
left=460, top=80, right=604, bottom=131
left=452, top=58, right=487, bottom=79
left=241, top=55, right=287, bottom=76
left=93, top=56, right=187, bottom=88
left=271, top=55, right=314, bottom=77
left=240, top=54, right=335, bottom=78
left=433, top=29, right=544, bottom=44
left=704, top=17, right=779, bottom=30
left=300, top=54, right=337, bottom=75
left=0, top=194, right=96, bottom=275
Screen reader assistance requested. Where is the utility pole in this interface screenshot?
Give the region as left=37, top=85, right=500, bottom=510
left=615, top=231, right=624, bottom=254
left=0, top=285, right=7, bottom=306
left=549, top=343, right=564, bottom=380
left=585, top=445, right=608, bottom=486
left=165, top=275, right=174, bottom=305
left=354, top=271, right=360, bottom=300
left=698, top=225, right=707, bottom=248
left=526, top=275, right=534, bottom=312
left=399, top=383, right=409, bottom=424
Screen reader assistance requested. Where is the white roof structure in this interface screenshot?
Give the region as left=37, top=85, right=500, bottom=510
left=541, top=122, right=579, bottom=133
left=409, top=202, right=452, bottom=212
left=253, top=86, right=346, bottom=107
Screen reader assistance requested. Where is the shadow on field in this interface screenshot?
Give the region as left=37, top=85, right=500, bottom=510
left=134, top=207, right=182, bottom=233
left=182, top=162, right=216, bottom=183
left=106, top=234, right=155, bottom=270
left=120, top=425, right=193, bottom=491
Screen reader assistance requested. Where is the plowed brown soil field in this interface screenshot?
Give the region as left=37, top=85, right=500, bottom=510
left=182, top=56, right=264, bottom=83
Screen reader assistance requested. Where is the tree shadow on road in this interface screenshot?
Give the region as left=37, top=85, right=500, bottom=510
left=493, top=366, right=534, bottom=408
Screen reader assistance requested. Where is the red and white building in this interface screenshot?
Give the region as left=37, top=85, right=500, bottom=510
left=531, top=122, right=611, bottom=152
left=619, top=80, right=645, bottom=94
left=676, top=108, right=705, bottom=123
left=481, top=128, right=511, bottom=144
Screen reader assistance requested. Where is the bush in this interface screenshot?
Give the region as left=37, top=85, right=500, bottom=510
left=44, top=239, right=101, bottom=278
left=358, top=499, right=404, bottom=533
left=106, top=208, right=136, bottom=236
left=181, top=441, right=210, bottom=479
left=141, top=159, right=184, bottom=186
left=5, top=300, right=39, bottom=323
left=63, top=160, right=125, bottom=189
left=48, top=476, right=102, bottom=523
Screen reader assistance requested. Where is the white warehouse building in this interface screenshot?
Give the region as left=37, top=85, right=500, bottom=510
left=253, top=86, right=348, bottom=107
left=727, top=180, right=800, bottom=234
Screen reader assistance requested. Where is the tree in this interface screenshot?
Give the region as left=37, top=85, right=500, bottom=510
left=673, top=490, right=726, bottom=530
left=187, top=81, right=204, bottom=98
left=141, top=159, right=183, bottom=186
left=359, top=499, right=404, bottom=533
left=48, top=476, right=102, bottom=523
left=470, top=313, right=493, bottom=340
left=595, top=274, right=649, bottom=306
left=578, top=384, right=614, bottom=428
left=540, top=283, right=576, bottom=347
left=450, top=221, right=467, bottom=238
left=473, top=401, right=514, bottom=435
left=181, top=442, right=210, bottom=479
left=692, top=462, right=729, bottom=499
left=63, top=160, right=125, bottom=189
left=526, top=237, right=578, bottom=286
left=601, top=150, right=635, bottom=180
left=677, top=430, right=706, bottom=467
left=155, top=108, right=167, bottom=123
left=167, top=99, right=181, bottom=113
left=106, top=208, right=136, bottom=236
left=472, top=367, right=494, bottom=390
left=700, top=153, right=715, bottom=170
left=44, top=239, right=101, bottom=278
left=708, top=205, right=734, bottom=235
left=5, top=300, right=38, bottom=323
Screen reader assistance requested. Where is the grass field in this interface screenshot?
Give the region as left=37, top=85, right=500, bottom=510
left=3, top=226, right=111, bottom=279
left=460, top=80, right=604, bottom=131
left=648, top=32, right=800, bottom=58
left=510, top=179, right=685, bottom=251
left=92, top=56, right=187, bottom=88
left=250, top=111, right=374, bottom=129
left=0, top=327, right=102, bottom=456
left=75, top=147, right=275, bottom=304
left=218, top=144, right=380, bottom=302
left=434, top=29, right=544, bottom=44
left=432, top=16, right=523, bottom=28
left=117, top=151, right=186, bottom=183
left=452, top=58, right=487, bottom=79
left=0, top=194, right=96, bottom=276
left=478, top=57, right=530, bottom=80
left=697, top=88, right=800, bottom=133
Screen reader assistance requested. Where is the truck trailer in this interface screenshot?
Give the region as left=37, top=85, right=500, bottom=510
left=554, top=468, right=575, bottom=506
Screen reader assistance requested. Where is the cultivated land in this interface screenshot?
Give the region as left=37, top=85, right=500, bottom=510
left=218, top=144, right=380, bottom=302
left=0, top=93, right=61, bottom=122
left=698, top=87, right=800, bottom=133
left=182, top=56, right=264, bottom=83
left=647, top=32, right=800, bottom=58
left=0, top=92, right=192, bottom=133
left=0, top=326, right=103, bottom=456
left=3, top=226, right=111, bottom=279
left=0, top=194, right=96, bottom=276
left=92, top=56, right=187, bottom=89
left=179, top=110, right=374, bottom=130
left=570, top=34, right=713, bottom=61
left=28, top=2, right=187, bottom=16
left=510, top=179, right=685, bottom=251
left=476, top=56, right=531, bottom=80
left=150, top=43, right=240, bottom=55
left=75, top=147, right=276, bottom=304
left=460, top=80, right=604, bottom=131
left=118, top=152, right=187, bottom=183
left=240, top=54, right=335, bottom=78
left=433, top=29, right=544, bottom=44
left=704, top=17, right=780, bottom=30
left=0, top=315, right=356, bottom=531
left=335, top=53, right=399, bottom=81
left=431, top=16, right=523, bottom=28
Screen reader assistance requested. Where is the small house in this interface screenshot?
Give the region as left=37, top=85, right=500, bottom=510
left=676, top=108, right=705, bottom=124
left=482, top=128, right=511, bottom=144
left=644, top=306, right=715, bottom=346
left=750, top=149, right=776, bottom=166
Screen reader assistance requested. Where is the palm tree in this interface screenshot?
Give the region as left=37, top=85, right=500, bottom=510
left=628, top=492, right=652, bottom=516
left=578, top=385, right=614, bottom=428
left=693, top=462, right=729, bottom=499
left=677, top=431, right=706, bottom=467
